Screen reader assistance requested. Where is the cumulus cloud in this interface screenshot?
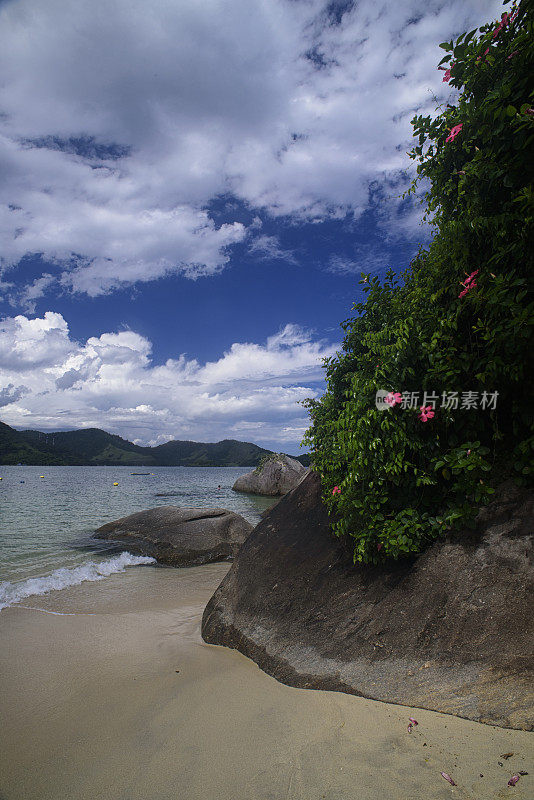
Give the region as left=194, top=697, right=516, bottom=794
left=0, top=0, right=503, bottom=297
left=0, top=312, right=338, bottom=449
left=0, top=311, right=72, bottom=369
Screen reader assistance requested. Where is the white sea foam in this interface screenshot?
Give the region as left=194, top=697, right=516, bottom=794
left=0, top=552, right=156, bottom=611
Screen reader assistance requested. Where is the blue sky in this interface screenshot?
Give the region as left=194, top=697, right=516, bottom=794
left=0, top=0, right=503, bottom=451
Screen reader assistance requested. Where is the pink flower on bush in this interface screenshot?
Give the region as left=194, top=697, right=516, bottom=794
left=493, top=14, right=506, bottom=38
left=332, top=486, right=341, bottom=495
left=385, top=391, right=402, bottom=407
left=419, top=405, right=435, bottom=422
left=465, top=269, right=479, bottom=285
left=377, top=543, right=383, bottom=551
left=445, top=123, right=463, bottom=143
left=493, top=11, right=516, bottom=39
left=442, top=62, right=455, bottom=83
left=459, top=269, right=479, bottom=298
left=477, top=47, right=490, bottom=62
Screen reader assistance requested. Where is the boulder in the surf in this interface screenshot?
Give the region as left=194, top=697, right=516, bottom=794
left=93, top=506, right=253, bottom=566
left=232, top=453, right=308, bottom=496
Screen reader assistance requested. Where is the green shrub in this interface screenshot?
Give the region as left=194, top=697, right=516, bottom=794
left=303, top=0, right=533, bottom=565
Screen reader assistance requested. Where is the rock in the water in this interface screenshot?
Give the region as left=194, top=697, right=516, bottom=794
left=232, top=454, right=308, bottom=496
left=202, top=471, right=534, bottom=730
left=94, top=506, right=253, bottom=566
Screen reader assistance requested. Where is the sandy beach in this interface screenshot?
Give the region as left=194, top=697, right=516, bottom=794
left=0, top=563, right=532, bottom=800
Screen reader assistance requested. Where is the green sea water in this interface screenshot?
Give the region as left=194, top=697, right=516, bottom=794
left=0, top=465, right=273, bottom=609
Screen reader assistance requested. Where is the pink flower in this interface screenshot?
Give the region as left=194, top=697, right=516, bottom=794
left=464, top=269, right=479, bottom=285
left=408, top=717, right=418, bottom=725
left=493, top=13, right=508, bottom=38
left=442, top=62, right=455, bottom=83
left=445, top=123, right=463, bottom=143
left=507, top=50, right=519, bottom=60
left=385, top=391, right=402, bottom=407
left=466, top=449, right=471, bottom=456
left=377, top=543, right=383, bottom=551
left=419, top=405, right=435, bottom=422
left=459, top=270, right=479, bottom=297
left=477, top=48, right=490, bottom=62
left=332, top=486, right=341, bottom=495
left=493, top=11, right=516, bottom=39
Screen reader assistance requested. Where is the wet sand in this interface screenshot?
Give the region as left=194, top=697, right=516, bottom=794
left=0, top=563, right=532, bottom=800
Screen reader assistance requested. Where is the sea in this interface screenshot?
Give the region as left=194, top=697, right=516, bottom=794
left=0, top=465, right=274, bottom=612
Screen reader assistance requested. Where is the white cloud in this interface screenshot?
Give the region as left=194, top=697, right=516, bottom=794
left=0, top=311, right=72, bottom=369
left=248, top=235, right=297, bottom=264
left=12, top=273, right=56, bottom=313
left=0, top=312, right=338, bottom=450
left=0, top=0, right=503, bottom=297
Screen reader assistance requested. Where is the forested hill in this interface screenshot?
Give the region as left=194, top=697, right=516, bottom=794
left=0, top=421, right=310, bottom=467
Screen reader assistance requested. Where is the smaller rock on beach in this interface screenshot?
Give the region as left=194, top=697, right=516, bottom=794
left=94, top=505, right=253, bottom=566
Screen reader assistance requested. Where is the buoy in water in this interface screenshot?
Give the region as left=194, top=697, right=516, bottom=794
left=39, top=475, right=45, bottom=478
left=113, top=482, right=119, bottom=486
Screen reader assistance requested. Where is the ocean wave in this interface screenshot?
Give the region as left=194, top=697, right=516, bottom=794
left=0, top=552, right=156, bottom=611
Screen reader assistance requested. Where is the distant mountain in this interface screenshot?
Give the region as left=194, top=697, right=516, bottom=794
left=0, top=421, right=310, bottom=467
left=17, top=426, right=152, bottom=466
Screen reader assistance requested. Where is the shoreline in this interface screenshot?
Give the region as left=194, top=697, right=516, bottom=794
left=1, top=564, right=532, bottom=800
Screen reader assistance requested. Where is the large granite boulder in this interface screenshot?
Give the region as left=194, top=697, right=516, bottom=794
left=94, top=506, right=253, bottom=567
left=202, top=471, right=534, bottom=730
left=232, top=454, right=308, bottom=496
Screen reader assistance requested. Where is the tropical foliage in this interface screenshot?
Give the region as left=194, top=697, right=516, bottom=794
left=303, top=0, right=533, bottom=564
